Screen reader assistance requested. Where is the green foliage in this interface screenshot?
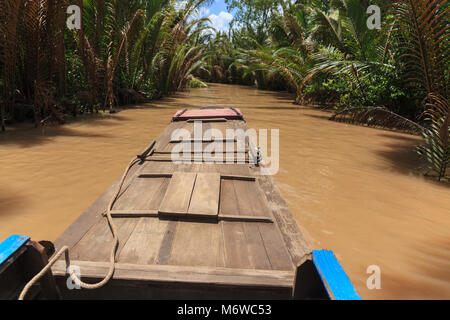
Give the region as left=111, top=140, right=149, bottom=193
left=0, top=0, right=211, bottom=127
left=416, top=93, right=450, bottom=181
left=418, top=122, right=450, bottom=181
left=202, top=0, right=449, bottom=181
left=188, top=77, right=208, bottom=88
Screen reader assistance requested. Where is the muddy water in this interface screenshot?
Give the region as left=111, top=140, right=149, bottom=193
left=1, top=83, right=449, bottom=299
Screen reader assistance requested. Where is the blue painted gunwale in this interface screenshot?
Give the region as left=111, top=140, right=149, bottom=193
left=0, top=235, right=30, bottom=268
left=312, top=250, right=362, bottom=300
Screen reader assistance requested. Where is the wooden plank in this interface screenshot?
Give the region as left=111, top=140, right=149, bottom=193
left=154, top=121, right=190, bottom=152
left=139, top=161, right=175, bottom=175
left=118, top=218, right=170, bottom=265
left=158, top=172, right=196, bottom=215
left=258, top=223, right=294, bottom=271
left=70, top=218, right=138, bottom=262
left=221, top=175, right=256, bottom=181
left=221, top=222, right=252, bottom=269
left=113, top=176, right=168, bottom=211
left=241, top=223, right=272, bottom=270
left=257, top=175, right=311, bottom=266
left=109, top=210, right=158, bottom=217
left=139, top=173, right=172, bottom=178
left=233, top=180, right=272, bottom=218
left=187, top=172, right=220, bottom=217
left=210, top=121, right=229, bottom=136
left=52, top=260, right=294, bottom=288
left=109, top=211, right=272, bottom=222
left=232, top=180, right=255, bottom=216
left=138, top=172, right=259, bottom=180
left=170, top=138, right=236, bottom=143
left=147, top=155, right=249, bottom=163
left=138, top=177, right=170, bottom=210
left=219, top=215, right=273, bottom=223
left=169, top=221, right=223, bottom=267
left=219, top=179, right=238, bottom=216
left=156, top=147, right=248, bottom=155
left=187, top=118, right=228, bottom=123
left=110, top=178, right=147, bottom=211
left=156, top=220, right=178, bottom=265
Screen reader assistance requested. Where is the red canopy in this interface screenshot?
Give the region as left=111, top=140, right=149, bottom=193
left=172, top=108, right=243, bottom=121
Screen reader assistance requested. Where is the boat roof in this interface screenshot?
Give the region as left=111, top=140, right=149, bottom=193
left=52, top=109, right=311, bottom=296
left=172, top=107, right=244, bottom=121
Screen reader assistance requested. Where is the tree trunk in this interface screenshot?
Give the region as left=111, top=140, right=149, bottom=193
left=0, top=103, right=5, bottom=132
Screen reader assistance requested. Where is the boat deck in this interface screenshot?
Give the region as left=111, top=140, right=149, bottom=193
left=51, top=118, right=311, bottom=299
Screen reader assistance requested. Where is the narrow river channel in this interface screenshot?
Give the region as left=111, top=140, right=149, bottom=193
left=1, top=83, right=449, bottom=299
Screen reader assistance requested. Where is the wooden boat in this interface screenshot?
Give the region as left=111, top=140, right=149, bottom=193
left=0, top=108, right=361, bottom=300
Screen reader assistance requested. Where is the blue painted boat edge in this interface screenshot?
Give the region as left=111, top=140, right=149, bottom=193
left=312, top=249, right=362, bottom=300
left=0, top=235, right=30, bottom=267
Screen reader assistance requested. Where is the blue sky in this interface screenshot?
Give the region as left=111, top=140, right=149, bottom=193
left=208, top=0, right=229, bottom=15
left=202, top=0, right=235, bottom=32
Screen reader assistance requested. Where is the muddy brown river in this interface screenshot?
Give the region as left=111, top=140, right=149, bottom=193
left=1, top=83, right=449, bottom=299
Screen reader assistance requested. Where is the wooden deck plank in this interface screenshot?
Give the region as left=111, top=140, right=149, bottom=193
left=154, top=121, right=189, bottom=152
left=159, top=142, right=247, bottom=154
left=258, top=223, right=294, bottom=271
left=158, top=172, right=196, bottom=215
left=241, top=223, right=272, bottom=270
left=221, top=222, right=252, bottom=269
left=210, top=121, right=228, bottom=136
left=109, top=210, right=158, bottom=217
left=118, top=217, right=170, bottom=265
left=168, top=221, right=223, bottom=267
left=219, top=179, right=239, bottom=216
left=112, top=176, right=162, bottom=211
left=257, top=175, right=311, bottom=266
left=70, top=218, right=138, bottom=262
left=232, top=180, right=255, bottom=216
left=156, top=220, right=178, bottom=265
left=138, top=177, right=170, bottom=210
left=146, top=155, right=250, bottom=163
left=227, top=180, right=272, bottom=218
left=188, top=172, right=220, bottom=217
left=169, top=138, right=236, bottom=143
left=52, top=260, right=294, bottom=288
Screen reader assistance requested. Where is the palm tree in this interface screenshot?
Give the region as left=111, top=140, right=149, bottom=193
left=308, top=0, right=394, bottom=105
left=389, top=0, right=449, bottom=180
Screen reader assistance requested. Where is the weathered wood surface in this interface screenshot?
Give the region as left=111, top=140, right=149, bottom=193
left=52, top=260, right=294, bottom=288
left=159, top=172, right=197, bottom=216
left=52, top=118, right=311, bottom=296
left=158, top=141, right=248, bottom=154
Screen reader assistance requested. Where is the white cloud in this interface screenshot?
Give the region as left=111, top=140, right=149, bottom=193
left=208, top=11, right=233, bottom=32
left=198, top=7, right=210, bottom=17
left=187, top=6, right=210, bottom=26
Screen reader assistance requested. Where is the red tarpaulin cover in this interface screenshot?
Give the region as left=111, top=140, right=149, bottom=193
left=172, top=108, right=243, bottom=121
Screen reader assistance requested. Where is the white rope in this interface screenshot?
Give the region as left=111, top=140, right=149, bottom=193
left=19, top=157, right=140, bottom=300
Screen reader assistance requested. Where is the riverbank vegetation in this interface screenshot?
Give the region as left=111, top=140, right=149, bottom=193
left=0, top=0, right=212, bottom=127
left=0, top=0, right=448, bottom=180
left=201, top=0, right=449, bottom=180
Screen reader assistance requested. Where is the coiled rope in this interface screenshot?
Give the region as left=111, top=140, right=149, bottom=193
left=19, top=156, right=141, bottom=300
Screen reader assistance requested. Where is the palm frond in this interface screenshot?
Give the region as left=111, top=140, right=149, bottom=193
left=330, top=106, right=425, bottom=134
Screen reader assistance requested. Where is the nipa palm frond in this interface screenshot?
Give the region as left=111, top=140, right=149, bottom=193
left=390, top=0, right=449, bottom=98
left=330, top=106, right=425, bottom=134
left=417, top=93, right=450, bottom=180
